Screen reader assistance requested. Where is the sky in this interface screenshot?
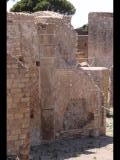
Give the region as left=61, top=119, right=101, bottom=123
left=7, top=0, right=113, bottom=28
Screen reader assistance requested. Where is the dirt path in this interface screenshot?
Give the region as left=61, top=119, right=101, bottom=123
left=30, top=117, right=113, bottom=160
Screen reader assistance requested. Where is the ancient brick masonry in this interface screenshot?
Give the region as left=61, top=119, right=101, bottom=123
left=7, top=54, right=30, bottom=160
left=53, top=68, right=107, bottom=138
left=88, top=12, right=113, bottom=67
left=7, top=11, right=77, bottom=158
left=88, top=12, right=113, bottom=110
left=7, top=11, right=110, bottom=159
left=7, top=12, right=41, bottom=159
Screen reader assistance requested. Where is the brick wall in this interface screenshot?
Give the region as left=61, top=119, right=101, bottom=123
left=53, top=67, right=107, bottom=138
left=55, top=17, right=77, bottom=66
left=7, top=54, right=30, bottom=159
left=81, top=67, right=110, bottom=119
left=35, top=13, right=77, bottom=142
left=7, top=11, right=111, bottom=157
left=35, top=13, right=77, bottom=67
left=88, top=12, right=113, bottom=67
left=7, top=12, right=41, bottom=148
left=7, top=11, right=77, bottom=150
left=81, top=67, right=109, bottom=105
left=88, top=12, right=113, bottom=109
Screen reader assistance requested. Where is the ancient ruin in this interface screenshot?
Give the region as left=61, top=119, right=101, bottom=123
left=88, top=12, right=113, bottom=109
left=7, top=11, right=113, bottom=159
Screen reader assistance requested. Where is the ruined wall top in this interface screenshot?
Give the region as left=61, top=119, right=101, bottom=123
left=88, top=12, right=113, bottom=68
left=7, top=11, right=76, bottom=65
left=7, top=11, right=72, bottom=24
left=7, top=12, right=34, bottom=21
left=33, top=11, right=63, bottom=18
left=88, top=12, right=113, bottom=18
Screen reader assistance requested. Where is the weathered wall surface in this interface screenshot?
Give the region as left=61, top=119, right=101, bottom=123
left=81, top=67, right=110, bottom=116
left=88, top=12, right=113, bottom=67
left=34, top=13, right=77, bottom=142
left=55, top=16, right=77, bottom=66
left=81, top=67, right=109, bottom=107
left=7, top=11, right=110, bottom=158
left=7, top=54, right=30, bottom=159
left=54, top=68, right=106, bottom=138
left=35, top=13, right=77, bottom=67
left=88, top=12, right=113, bottom=109
left=40, top=57, right=56, bottom=141
left=34, top=13, right=107, bottom=142
left=7, top=11, right=77, bottom=150
left=76, top=35, right=88, bottom=63
left=7, top=12, right=41, bottom=147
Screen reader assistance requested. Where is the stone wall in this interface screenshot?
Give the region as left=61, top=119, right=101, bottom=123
left=35, top=12, right=77, bottom=67
left=88, top=12, right=113, bottom=109
left=39, top=65, right=108, bottom=141
left=40, top=57, right=56, bottom=141
left=7, top=12, right=41, bottom=147
left=7, top=11, right=77, bottom=153
left=55, top=16, right=77, bottom=66
left=81, top=67, right=110, bottom=117
left=53, top=67, right=108, bottom=138
left=39, top=58, right=109, bottom=142
left=88, top=12, right=113, bottom=67
left=35, top=13, right=77, bottom=142
left=7, top=54, right=30, bottom=160
left=7, top=11, right=110, bottom=158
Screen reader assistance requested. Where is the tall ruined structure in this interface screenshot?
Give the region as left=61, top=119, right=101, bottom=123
left=7, top=12, right=39, bottom=160
left=88, top=12, right=113, bottom=67
left=88, top=12, right=113, bottom=108
left=7, top=11, right=110, bottom=159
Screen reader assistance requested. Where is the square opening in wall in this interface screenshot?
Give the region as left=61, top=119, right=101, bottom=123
left=36, top=61, right=40, bottom=66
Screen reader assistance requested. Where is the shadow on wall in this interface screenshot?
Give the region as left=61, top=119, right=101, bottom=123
left=30, top=135, right=113, bottom=159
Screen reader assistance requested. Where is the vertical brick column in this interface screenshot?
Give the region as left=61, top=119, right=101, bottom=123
left=37, top=21, right=57, bottom=142
left=7, top=55, right=30, bottom=160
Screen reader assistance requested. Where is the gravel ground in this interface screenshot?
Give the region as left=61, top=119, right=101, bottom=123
left=30, top=116, right=113, bottom=160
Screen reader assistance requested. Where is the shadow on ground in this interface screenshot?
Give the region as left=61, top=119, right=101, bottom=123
left=30, top=135, right=113, bottom=160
